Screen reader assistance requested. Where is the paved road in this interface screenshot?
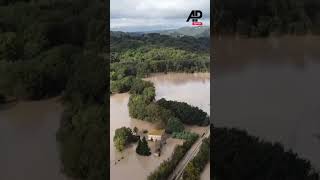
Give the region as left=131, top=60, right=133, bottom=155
left=169, top=127, right=210, bottom=180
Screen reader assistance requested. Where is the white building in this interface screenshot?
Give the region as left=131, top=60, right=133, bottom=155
left=147, top=129, right=165, bottom=141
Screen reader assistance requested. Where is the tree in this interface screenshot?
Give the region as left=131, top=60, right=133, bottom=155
left=133, top=127, right=138, bottom=134
left=136, top=137, right=151, bottom=156
left=166, top=117, right=184, bottom=133
left=0, top=32, right=22, bottom=61
left=183, top=162, right=200, bottom=180
left=113, top=127, right=134, bottom=152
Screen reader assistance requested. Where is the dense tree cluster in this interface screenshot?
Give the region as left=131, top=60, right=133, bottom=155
left=213, top=127, right=319, bottom=180
left=0, top=1, right=108, bottom=180
left=56, top=104, right=107, bottom=180
left=136, top=136, right=151, bottom=156
left=157, top=98, right=210, bottom=126
left=0, top=0, right=106, bottom=100
left=147, top=134, right=199, bottom=180
left=113, top=127, right=139, bottom=152
left=183, top=138, right=210, bottom=180
left=111, top=59, right=209, bottom=82
left=111, top=32, right=210, bottom=53
left=214, top=0, right=320, bottom=36
left=127, top=80, right=172, bottom=128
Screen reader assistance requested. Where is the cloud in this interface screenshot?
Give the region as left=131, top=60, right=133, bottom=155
left=110, top=0, right=210, bottom=31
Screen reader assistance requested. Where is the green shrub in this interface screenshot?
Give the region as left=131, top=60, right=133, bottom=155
left=165, top=117, right=184, bottom=133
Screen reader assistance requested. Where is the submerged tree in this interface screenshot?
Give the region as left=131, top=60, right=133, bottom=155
left=136, top=137, right=151, bottom=156
left=113, top=127, right=134, bottom=152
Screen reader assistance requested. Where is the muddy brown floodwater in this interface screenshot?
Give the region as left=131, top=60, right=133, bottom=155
left=214, top=36, right=320, bottom=170
left=0, top=97, right=68, bottom=180
left=110, top=73, right=210, bottom=180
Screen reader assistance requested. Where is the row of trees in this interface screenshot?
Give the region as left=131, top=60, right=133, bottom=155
left=111, top=59, right=209, bottom=84
left=214, top=0, right=320, bottom=36
left=183, top=138, right=210, bottom=180
left=172, top=131, right=199, bottom=140
left=115, top=47, right=208, bottom=63
left=147, top=134, right=199, bottom=180
left=213, top=127, right=319, bottom=180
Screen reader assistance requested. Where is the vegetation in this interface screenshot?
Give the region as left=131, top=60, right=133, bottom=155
left=133, top=127, right=138, bottom=134
left=183, top=138, right=210, bottom=180
left=0, top=0, right=107, bottom=180
left=113, top=127, right=139, bottom=152
left=110, top=32, right=210, bottom=92
left=111, top=32, right=209, bottom=54
left=165, top=117, right=184, bottom=133
left=56, top=104, right=107, bottom=180
left=172, top=131, right=199, bottom=141
left=125, top=75, right=210, bottom=130
left=157, top=98, right=210, bottom=126
left=147, top=135, right=199, bottom=180
left=183, top=163, right=200, bottom=180
left=0, top=0, right=106, bottom=100
left=136, top=136, right=151, bottom=156
left=214, top=0, right=320, bottom=36
left=213, top=127, right=320, bottom=180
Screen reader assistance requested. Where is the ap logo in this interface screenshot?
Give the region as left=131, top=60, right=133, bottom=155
left=186, top=10, right=203, bottom=26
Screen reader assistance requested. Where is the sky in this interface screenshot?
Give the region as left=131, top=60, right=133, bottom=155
left=110, top=0, right=210, bottom=32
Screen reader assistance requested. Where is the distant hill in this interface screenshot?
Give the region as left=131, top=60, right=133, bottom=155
left=110, top=26, right=210, bottom=38
left=159, top=26, right=210, bottom=37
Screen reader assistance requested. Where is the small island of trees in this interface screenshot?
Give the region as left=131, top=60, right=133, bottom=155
left=113, top=127, right=139, bottom=152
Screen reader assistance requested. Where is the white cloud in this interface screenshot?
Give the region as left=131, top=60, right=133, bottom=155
left=110, top=0, right=210, bottom=31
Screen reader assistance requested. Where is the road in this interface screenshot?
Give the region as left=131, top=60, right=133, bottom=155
left=169, top=127, right=210, bottom=180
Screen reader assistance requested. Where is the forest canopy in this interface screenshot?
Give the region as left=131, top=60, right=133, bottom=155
left=214, top=0, right=320, bottom=36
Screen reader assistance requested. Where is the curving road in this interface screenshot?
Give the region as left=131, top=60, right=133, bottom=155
left=169, top=127, right=210, bottom=180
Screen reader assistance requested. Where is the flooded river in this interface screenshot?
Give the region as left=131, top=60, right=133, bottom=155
left=214, top=36, right=320, bottom=169
left=0, top=97, right=67, bottom=180
left=110, top=73, right=210, bottom=180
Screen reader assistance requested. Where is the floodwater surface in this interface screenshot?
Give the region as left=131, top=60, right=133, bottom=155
left=214, top=36, right=320, bottom=169
left=110, top=73, right=210, bottom=180
left=0, top=97, right=67, bottom=180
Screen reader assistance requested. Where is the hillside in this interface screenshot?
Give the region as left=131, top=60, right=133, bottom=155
left=159, top=26, right=210, bottom=37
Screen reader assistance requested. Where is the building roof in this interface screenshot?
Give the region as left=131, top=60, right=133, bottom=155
left=148, top=129, right=165, bottom=136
